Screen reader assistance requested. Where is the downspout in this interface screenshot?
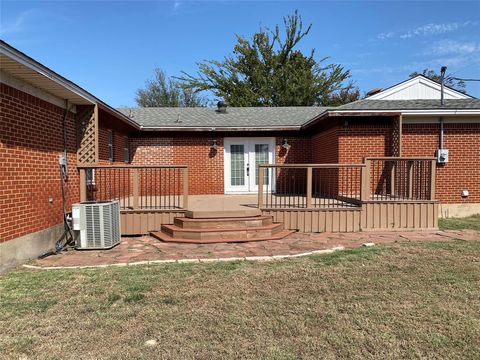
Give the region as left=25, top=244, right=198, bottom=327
left=439, top=66, right=447, bottom=149
left=62, top=100, right=69, bottom=178
left=439, top=116, right=444, bottom=149
left=56, top=100, right=75, bottom=252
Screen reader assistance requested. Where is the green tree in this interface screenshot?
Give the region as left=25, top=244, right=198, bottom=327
left=136, top=67, right=206, bottom=107
left=177, top=11, right=359, bottom=106
left=409, top=69, right=466, bottom=94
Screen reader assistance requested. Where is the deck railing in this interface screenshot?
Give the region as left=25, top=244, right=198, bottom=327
left=78, top=165, right=188, bottom=210
left=364, top=157, right=436, bottom=201
left=258, top=164, right=365, bottom=209
left=258, top=157, right=436, bottom=209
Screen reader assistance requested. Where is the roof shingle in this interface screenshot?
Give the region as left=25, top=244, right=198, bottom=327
left=117, top=99, right=480, bottom=129
left=117, top=107, right=327, bottom=129
left=335, top=99, right=480, bottom=111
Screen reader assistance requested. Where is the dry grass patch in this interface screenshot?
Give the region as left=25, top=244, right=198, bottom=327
left=1, top=240, right=479, bottom=359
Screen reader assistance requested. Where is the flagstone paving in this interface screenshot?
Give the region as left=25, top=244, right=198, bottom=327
left=28, top=229, right=480, bottom=268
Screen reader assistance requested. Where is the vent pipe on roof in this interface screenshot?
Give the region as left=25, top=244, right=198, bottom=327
left=440, top=66, right=447, bottom=106
left=216, top=101, right=228, bottom=113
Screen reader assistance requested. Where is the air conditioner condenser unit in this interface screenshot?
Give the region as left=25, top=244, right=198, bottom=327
left=72, top=200, right=121, bottom=249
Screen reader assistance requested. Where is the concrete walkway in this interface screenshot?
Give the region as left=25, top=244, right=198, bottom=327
left=27, top=229, right=480, bottom=269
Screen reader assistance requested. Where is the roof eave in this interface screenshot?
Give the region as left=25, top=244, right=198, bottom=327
left=1, top=40, right=141, bottom=130
left=139, top=125, right=303, bottom=132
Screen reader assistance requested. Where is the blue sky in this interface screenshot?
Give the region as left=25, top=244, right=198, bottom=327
left=1, top=1, right=479, bottom=106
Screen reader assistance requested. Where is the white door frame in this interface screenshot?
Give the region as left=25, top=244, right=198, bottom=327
left=224, top=137, right=276, bottom=194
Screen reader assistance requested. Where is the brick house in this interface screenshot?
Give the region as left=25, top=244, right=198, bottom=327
left=1, top=40, right=479, bottom=271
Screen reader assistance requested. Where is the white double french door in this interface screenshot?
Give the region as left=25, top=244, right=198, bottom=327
left=224, top=138, right=275, bottom=193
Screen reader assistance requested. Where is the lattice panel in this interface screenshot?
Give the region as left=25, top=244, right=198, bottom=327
left=76, top=105, right=97, bottom=165
left=391, top=116, right=402, bottom=157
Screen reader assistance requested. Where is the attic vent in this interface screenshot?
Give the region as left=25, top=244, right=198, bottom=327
left=366, top=87, right=383, bottom=97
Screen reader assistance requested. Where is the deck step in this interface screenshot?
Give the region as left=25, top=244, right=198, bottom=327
left=150, top=213, right=293, bottom=244
left=185, top=209, right=261, bottom=219
left=150, top=229, right=295, bottom=244
left=161, top=223, right=283, bottom=241
left=174, top=215, right=273, bottom=229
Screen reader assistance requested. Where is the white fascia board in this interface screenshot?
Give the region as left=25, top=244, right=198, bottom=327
left=329, top=109, right=480, bottom=116
left=367, top=76, right=472, bottom=100
left=1, top=44, right=96, bottom=104
left=139, top=125, right=302, bottom=131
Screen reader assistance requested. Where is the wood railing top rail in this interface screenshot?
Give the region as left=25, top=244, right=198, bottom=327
left=365, top=157, right=436, bottom=161
left=259, top=163, right=366, bottom=169
left=77, top=164, right=188, bottom=169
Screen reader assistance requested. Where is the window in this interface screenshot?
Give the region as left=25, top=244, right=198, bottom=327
left=108, top=130, right=113, bottom=161
left=124, top=137, right=129, bottom=163
left=86, top=169, right=95, bottom=186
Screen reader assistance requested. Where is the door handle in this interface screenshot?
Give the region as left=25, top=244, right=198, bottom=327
left=246, top=164, right=250, bottom=177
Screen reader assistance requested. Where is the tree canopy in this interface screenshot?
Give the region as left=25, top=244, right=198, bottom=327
left=409, top=69, right=467, bottom=94
left=135, top=67, right=206, bottom=107
left=177, top=11, right=359, bottom=106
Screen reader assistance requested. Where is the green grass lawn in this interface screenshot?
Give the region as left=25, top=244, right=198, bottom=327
left=1, top=240, right=479, bottom=359
left=439, top=214, right=480, bottom=231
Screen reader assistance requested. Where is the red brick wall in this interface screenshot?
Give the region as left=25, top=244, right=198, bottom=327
left=403, top=123, right=480, bottom=203
left=276, top=136, right=312, bottom=164
left=130, top=136, right=224, bottom=194
left=98, top=124, right=129, bottom=164
left=311, top=126, right=339, bottom=163
left=0, top=83, right=79, bottom=242
left=130, top=135, right=312, bottom=195
left=338, top=120, right=393, bottom=163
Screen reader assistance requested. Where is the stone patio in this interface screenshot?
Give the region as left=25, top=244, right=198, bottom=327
left=28, top=229, right=480, bottom=269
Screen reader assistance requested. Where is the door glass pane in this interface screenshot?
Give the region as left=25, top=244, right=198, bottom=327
left=255, top=144, right=269, bottom=185
left=230, top=144, right=245, bottom=186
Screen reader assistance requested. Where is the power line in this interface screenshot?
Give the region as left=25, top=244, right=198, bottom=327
left=449, top=77, right=480, bottom=82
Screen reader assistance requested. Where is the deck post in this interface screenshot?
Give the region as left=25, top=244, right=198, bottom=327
left=429, top=159, right=436, bottom=200
left=132, top=168, right=139, bottom=210
left=183, top=167, right=189, bottom=209
left=258, top=166, right=264, bottom=208
left=361, top=159, right=371, bottom=201
left=306, top=166, right=313, bottom=208
left=407, top=161, right=414, bottom=198
left=79, top=168, right=87, bottom=202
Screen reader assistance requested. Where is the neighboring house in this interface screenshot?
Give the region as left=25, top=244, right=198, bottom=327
left=1, top=40, right=479, bottom=271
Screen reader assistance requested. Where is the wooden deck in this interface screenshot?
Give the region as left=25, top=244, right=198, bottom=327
left=79, top=157, right=439, bottom=236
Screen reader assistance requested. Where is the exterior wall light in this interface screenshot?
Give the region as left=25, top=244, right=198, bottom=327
left=282, top=138, right=291, bottom=149
left=211, top=139, right=218, bottom=150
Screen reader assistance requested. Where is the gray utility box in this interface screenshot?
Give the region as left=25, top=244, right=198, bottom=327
left=437, top=149, right=449, bottom=164
left=72, top=201, right=121, bottom=249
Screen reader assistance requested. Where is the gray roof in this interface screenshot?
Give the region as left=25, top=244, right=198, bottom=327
left=118, top=99, right=480, bottom=130
left=335, top=99, right=480, bottom=111
left=117, top=107, right=327, bottom=129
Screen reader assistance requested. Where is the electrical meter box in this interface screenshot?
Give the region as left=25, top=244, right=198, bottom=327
left=437, top=149, right=449, bottom=164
